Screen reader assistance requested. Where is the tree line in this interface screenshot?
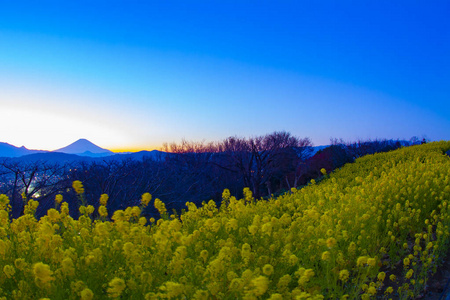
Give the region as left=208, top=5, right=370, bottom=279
left=0, top=131, right=414, bottom=219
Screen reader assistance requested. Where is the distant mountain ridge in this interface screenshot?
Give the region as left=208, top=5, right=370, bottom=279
left=0, top=139, right=114, bottom=158
left=0, top=142, right=46, bottom=158
left=53, top=139, right=113, bottom=157
left=0, top=139, right=167, bottom=163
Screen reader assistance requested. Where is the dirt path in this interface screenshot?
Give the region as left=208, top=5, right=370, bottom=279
left=420, top=249, right=450, bottom=299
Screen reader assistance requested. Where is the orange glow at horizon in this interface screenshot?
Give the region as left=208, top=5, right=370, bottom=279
left=110, top=145, right=161, bottom=153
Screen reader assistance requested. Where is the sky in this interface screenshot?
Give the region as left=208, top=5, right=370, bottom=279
left=0, top=1, right=449, bottom=151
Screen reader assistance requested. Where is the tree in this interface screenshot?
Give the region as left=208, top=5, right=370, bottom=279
left=0, top=158, right=71, bottom=218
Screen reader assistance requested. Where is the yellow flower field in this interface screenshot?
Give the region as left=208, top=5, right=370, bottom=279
left=0, top=142, right=449, bottom=299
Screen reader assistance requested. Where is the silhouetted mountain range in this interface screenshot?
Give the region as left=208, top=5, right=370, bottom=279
left=0, top=139, right=167, bottom=163
left=0, top=139, right=113, bottom=158
left=0, top=142, right=46, bottom=157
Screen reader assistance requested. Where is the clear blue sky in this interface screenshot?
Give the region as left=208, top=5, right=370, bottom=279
left=0, top=1, right=448, bottom=151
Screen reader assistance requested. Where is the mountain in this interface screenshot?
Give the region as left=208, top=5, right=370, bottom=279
left=53, top=139, right=114, bottom=157
left=0, top=142, right=46, bottom=158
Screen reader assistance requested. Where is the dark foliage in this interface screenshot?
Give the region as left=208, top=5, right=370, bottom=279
left=0, top=133, right=412, bottom=219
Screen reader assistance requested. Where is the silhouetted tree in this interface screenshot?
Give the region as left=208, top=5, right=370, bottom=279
left=0, top=159, right=71, bottom=218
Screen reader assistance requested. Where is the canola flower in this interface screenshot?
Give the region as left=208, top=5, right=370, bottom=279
left=72, top=180, right=84, bottom=194
left=107, top=277, right=126, bottom=298
left=55, top=194, right=63, bottom=204
left=99, top=194, right=109, bottom=206
left=0, top=142, right=448, bottom=299
left=141, top=192, right=152, bottom=207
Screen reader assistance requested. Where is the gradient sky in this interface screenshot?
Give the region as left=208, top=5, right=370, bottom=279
left=0, top=1, right=449, bottom=151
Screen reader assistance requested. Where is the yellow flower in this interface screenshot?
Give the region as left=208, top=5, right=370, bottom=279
left=72, top=180, right=85, bottom=194
left=3, top=265, right=15, bottom=278
left=80, top=288, right=94, bottom=300
left=47, top=208, right=60, bottom=222
left=33, top=262, right=54, bottom=285
left=320, top=168, right=327, bottom=175
left=367, top=258, right=377, bottom=267
left=141, top=193, right=152, bottom=207
left=14, top=258, right=26, bottom=271
left=222, top=189, right=231, bottom=200
left=112, top=210, right=125, bottom=222
left=326, top=237, right=337, bottom=248
left=55, top=194, right=63, bottom=204
left=304, top=269, right=315, bottom=279
left=123, top=242, right=135, bottom=256
left=367, top=286, right=377, bottom=295
left=160, top=281, right=184, bottom=298
left=131, top=206, right=141, bottom=217
left=98, top=205, right=108, bottom=217
left=405, top=269, right=414, bottom=279
left=193, top=289, right=209, bottom=300
left=100, top=194, right=109, bottom=206
left=86, top=205, right=95, bottom=215
left=243, top=187, right=253, bottom=202
left=377, top=272, right=386, bottom=282
left=321, top=251, right=331, bottom=261
left=263, top=264, right=274, bottom=276
left=226, top=218, right=238, bottom=231
left=61, top=257, right=75, bottom=276
left=242, top=243, right=251, bottom=252
left=348, top=242, right=357, bottom=255
left=385, top=286, right=394, bottom=294
left=403, top=257, right=410, bottom=267
left=229, top=278, right=244, bottom=292
left=248, top=225, right=258, bottom=235
left=107, top=277, right=126, bottom=298
left=277, top=274, right=291, bottom=291
left=0, top=194, right=10, bottom=209
left=154, top=198, right=167, bottom=215
left=356, top=256, right=368, bottom=267
left=200, top=250, right=209, bottom=263
left=251, top=276, right=269, bottom=296
left=139, top=217, right=147, bottom=226
left=269, top=294, right=283, bottom=300
left=339, top=269, right=350, bottom=282
left=289, top=254, right=299, bottom=266
left=61, top=202, right=70, bottom=214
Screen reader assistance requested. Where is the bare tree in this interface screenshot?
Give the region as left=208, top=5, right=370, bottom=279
left=0, top=158, right=71, bottom=218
